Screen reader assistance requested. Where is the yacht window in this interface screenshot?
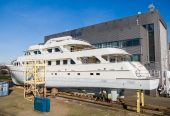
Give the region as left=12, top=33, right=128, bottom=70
left=90, top=73, right=94, bottom=75
left=25, top=52, right=30, bottom=56
left=55, top=48, right=60, bottom=52
left=110, top=58, right=116, bottom=62
left=96, top=73, right=100, bottom=75
left=47, top=49, right=52, bottom=53
left=70, top=47, right=74, bottom=52
left=67, top=73, right=70, bottom=75
left=81, top=57, right=100, bottom=64
left=48, top=61, right=51, bottom=65
left=77, top=73, right=80, bottom=75
left=34, top=51, right=38, bottom=55
left=131, top=54, right=140, bottom=61
left=70, top=59, right=75, bottom=64
left=63, top=60, right=67, bottom=65
left=56, top=60, right=60, bottom=65
left=38, top=51, right=41, bottom=54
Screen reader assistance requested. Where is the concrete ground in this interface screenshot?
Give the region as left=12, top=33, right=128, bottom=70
left=125, top=90, right=170, bottom=108
left=0, top=87, right=144, bottom=116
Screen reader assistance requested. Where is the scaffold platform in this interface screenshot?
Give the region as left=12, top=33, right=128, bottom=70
left=24, top=60, right=46, bottom=101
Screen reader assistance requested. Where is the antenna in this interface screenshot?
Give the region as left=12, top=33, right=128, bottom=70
left=148, top=4, right=155, bottom=12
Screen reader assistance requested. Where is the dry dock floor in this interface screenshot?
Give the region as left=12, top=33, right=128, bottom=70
left=0, top=87, right=170, bottom=116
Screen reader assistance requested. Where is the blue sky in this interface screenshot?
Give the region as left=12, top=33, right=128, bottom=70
left=0, top=0, right=169, bottom=63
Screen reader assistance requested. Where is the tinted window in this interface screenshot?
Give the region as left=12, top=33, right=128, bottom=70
left=133, top=39, right=140, bottom=46
left=111, top=41, right=118, bottom=47
left=48, top=61, right=51, bottom=65
left=131, top=54, right=140, bottom=61
left=126, top=40, right=133, bottom=46
left=143, top=24, right=155, bottom=62
left=126, top=39, right=140, bottom=47
left=47, top=49, right=52, bottom=53
left=70, top=59, right=75, bottom=64
left=90, top=73, right=93, bottom=75
left=63, top=60, right=67, bottom=65
left=34, top=51, right=38, bottom=55
left=93, top=38, right=140, bottom=48
left=123, top=41, right=127, bottom=47
left=38, top=51, right=41, bottom=54
left=148, top=24, right=154, bottom=31
left=70, top=47, right=74, bottom=52
left=96, top=73, right=100, bottom=75
left=55, top=48, right=60, bottom=52
left=149, top=31, right=155, bottom=61
left=102, top=43, right=106, bottom=48
left=56, top=60, right=60, bottom=65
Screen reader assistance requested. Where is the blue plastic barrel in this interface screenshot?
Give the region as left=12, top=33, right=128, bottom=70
left=45, top=97, right=50, bottom=112
left=34, top=97, right=50, bottom=112
left=0, top=82, right=9, bottom=96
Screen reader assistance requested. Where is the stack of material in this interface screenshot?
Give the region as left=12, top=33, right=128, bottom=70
left=34, top=97, right=50, bottom=112
left=0, top=82, right=9, bottom=96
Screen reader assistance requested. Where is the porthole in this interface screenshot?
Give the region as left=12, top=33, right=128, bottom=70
left=55, top=73, right=57, bottom=75
left=77, top=73, right=80, bottom=75
left=67, top=73, right=70, bottom=75
left=96, top=73, right=100, bottom=75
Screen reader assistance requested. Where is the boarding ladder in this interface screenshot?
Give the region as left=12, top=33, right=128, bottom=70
left=24, top=60, right=46, bottom=101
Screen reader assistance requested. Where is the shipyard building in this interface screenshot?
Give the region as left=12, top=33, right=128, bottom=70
left=44, top=9, right=169, bottom=80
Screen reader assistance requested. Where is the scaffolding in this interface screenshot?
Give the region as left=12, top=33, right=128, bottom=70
left=24, top=60, right=46, bottom=101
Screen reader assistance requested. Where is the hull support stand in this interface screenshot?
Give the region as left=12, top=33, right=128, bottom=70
left=137, top=90, right=145, bottom=113
left=111, top=89, right=118, bottom=101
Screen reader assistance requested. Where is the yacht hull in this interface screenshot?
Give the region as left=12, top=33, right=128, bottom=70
left=9, top=65, right=159, bottom=90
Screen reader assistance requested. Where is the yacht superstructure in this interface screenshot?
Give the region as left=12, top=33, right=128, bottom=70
left=8, top=36, right=159, bottom=101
